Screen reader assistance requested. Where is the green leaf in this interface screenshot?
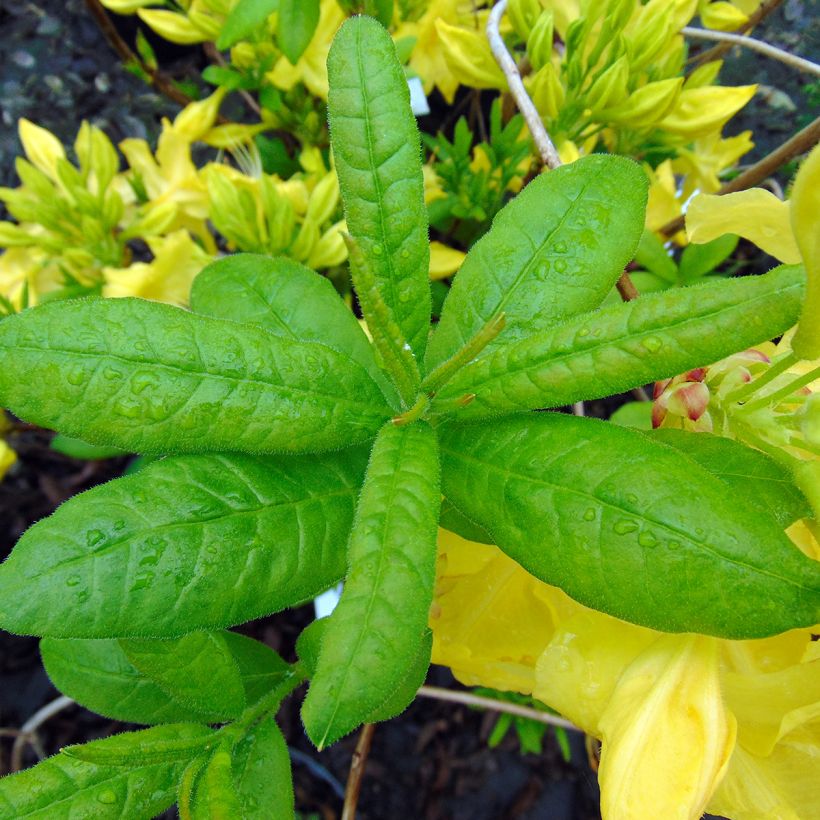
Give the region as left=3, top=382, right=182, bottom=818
left=62, top=724, right=213, bottom=766
left=433, top=264, right=805, bottom=419
left=41, top=632, right=290, bottom=725
left=223, top=631, right=292, bottom=704
left=678, top=233, right=738, bottom=282
left=217, top=0, right=279, bottom=49
left=232, top=718, right=294, bottom=819
left=439, top=414, right=820, bottom=639
left=365, top=628, right=431, bottom=723
left=50, top=433, right=125, bottom=460
left=0, top=449, right=367, bottom=638
left=0, top=298, right=390, bottom=455
left=0, top=750, right=186, bottom=819
left=365, top=0, right=394, bottom=25
left=190, top=253, right=398, bottom=406
left=609, top=401, right=653, bottom=430
left=188, top=748, right=243, bottom=819
left=302, top=422, right=440, bottom=748
left=120, top=632, right=246, bottom=719
left=646, top=429, right=812, bottom=528
left=425, top=155, right=648, bottom=371
left=277, top=0, right=320, bottom=64
left=328, top=16, right=431, bottom=359
left=634, top=229, right=677, bottom=284
left=295, top=618, right=327, bottom=678
left=439, top=501, right=493, bottom=544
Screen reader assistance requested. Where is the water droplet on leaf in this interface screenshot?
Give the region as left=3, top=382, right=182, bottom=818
left=614, top=520, right=638, bottom=535
left=642, top=337, right=663, bottom=353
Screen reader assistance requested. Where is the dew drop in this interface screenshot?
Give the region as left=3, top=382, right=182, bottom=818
left=554, top=259, right=568, bottom=273
left=66, top=574, right=81, bottom=587
left=555, top=657, right=571, bottom=673
left=86, top=529, right=105, bottom=547
left=114, top=398, right=141, bottom=419
left=97, top=790, right=117, bottom=805
left=103, top=367, right=123, bottom=381
left=131, top=570, right=155, bottom=592
left=641, top=336, right=663, bottom=353
left=614, top=519, right=638, bottom=535
left=400, top=249, right=410, bottom=259
left=626, top=493, right=638, bottom=504
left=577, top=327, right=590, bottom=338
left=372, top=245, right=384, bottom=256
left=667, top=539, right=681, bottom=551
left=638, top=530, right=658, bottom=548
left=206, top=545, right=218, bottom=555
left=113, top=519, right=126, bottom=532
left=130, top=372, right=156, bottom=394
left=553, top=240, right=568, bottom=254
left=76, top=590, right=90, bottom=603
left=66, top=366, right=88, bottom=386
left=583, top=508, right=596, bottom=521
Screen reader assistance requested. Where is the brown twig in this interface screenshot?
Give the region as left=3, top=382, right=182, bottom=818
left=659, top=116, right=820, bottom=238
left=83, top=0, right=194, bottom=109
left=687, top=0, right=786, bottom=67
left=417, top=685, right=580, bottom=732
left=486, top=0, right=639, bottom=300
left=10, top=696, right=75, bottom=772
left=341, top=723, right=375, bottom=820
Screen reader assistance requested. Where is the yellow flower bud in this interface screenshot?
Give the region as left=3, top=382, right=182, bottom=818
left=18, top=119, right=66, bottom=180
left=508, top=0, right=543, bottom=40
left=172, top=88, right=228, bottom=142
left=305, top=172, right=340, bottom=227
left=699, top=0, right=749, bottom=31
left=659, top=85, right=757, bottom=138
left=598, top=77, right=683, bottom=127
left=436, top=20, right=506, bottom=90
left=121, top=201, right=179, bottom=240
left=98, top=0, right=155, bottom=12
left=308, top=221, right=348, bottom=270
left=201, top=123, right=267, bottom=149
left=585, top=55, right=629, bottom=112
left=0, top=440, right=17, bottom=481
left=526, top=10, right=555, bottom=72
left=628, top=8, right=675, bottom=71
left=525, top=62, right=565, bottom=120
left=137, top=9, right=209, bottom=44
left=290, top=219, right=320, bottom=262
left=685, top=59, right=724, bottom=89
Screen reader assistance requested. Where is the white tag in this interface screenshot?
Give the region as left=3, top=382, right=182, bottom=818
left=314, top=584, right=343, bottom=619
left=408, top=77, right=430, bottom=117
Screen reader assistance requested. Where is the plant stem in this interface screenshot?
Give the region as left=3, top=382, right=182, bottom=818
left=10, top=696, right=75, bottom=772
left=416, top=685, right=580, bottom=732
left=487, top=0, right=639, bottom=302
left=740, top=365, right=820, bottom=414
left=682, top=27, right=820, bottom=77
left=341, top=723, right=375, bottom=820
left=487, top=0, right=562, bottom=170
left=726, top=351, right=798, bottom=405
left=659, top=116, right=820, bottom=238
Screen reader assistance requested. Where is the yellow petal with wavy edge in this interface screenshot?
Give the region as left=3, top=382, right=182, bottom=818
left=430, top=531, right=566, bottom=694
left=686, top=189, right=801, bottom=263
left=0, top=440, right=16, bottom=480
left=789, top=144, right=820, bottom=359
left=707, top=724, right=820, bottom=820
left=18, top=119, right=66, bottom=179
left=137, top=9, right=209, bottom=44
left=429, top=242, right=466, bottom=280
left=699, top=0, right=749, bottom=30
left=103, top=230, right=211, bottom=304
left=660, top=84, right=757, bottom=138
left=598, top=634, right=736, bottom=820
left=435, top=20, right=507, bottom=91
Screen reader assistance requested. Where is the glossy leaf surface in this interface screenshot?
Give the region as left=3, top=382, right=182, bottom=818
left=0, top=298, right=390, bottom=454
left=647, top=429, right=812, bottom=528
left=433, top=264, right=804, bottom=418
left=190, top=253, right=397, bottom=406
left=440, top=414, right=820, bottom=638
left=0, top=751, right=186, bottom=819
left=426, top=154, right=647, bottom=370
left=302, top=422, right=440, bottom=748
left=120, top=632, right=246, bottom=719
left=232, top=718, right=294, bottom=819
left=328, top=16, right=431, bottom=358
left=0, top=450, right=367, bottom=638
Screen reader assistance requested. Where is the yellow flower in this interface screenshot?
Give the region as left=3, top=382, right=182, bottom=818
left=672, top=129, right=754, bottom=197
left=17, top=119, right=65, bottom=180
left=0, top=439, right=17, bottom=481
left=266, top=0, right=345, bottom=99
left=659, top=84, right=757, bottom=139
left=103, top=230, right=211, bottom=305
left=432, top=528, right=820, bottom=820
left=434, top=16, right=507, bottom=94
left=0, top=247, right=62, bottom=309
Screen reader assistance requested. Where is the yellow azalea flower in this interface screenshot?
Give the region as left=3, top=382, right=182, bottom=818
left=645, top=160, right=686, bottom=242
left=429, top=241, right=466, bottom=279
left=0, top=439, right=16, bottom=480
left=699, top=0, right=750, bottom=30
left=432, top=528, right=820, bottom=820
left=659, top=84, right=757, bottom=139
left=17, top=119, right=65, bottom=180
left=103, top=230, right=211, bottom=305
left=435, top=17, right=507, bottom=93
left=672, top=129, right=754, bottom=197
left=267, top=0, right=345, bottom=99
left=0, top=246, right=62, bottom=309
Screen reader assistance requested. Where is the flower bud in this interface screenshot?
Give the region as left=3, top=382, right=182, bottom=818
left=526, top=10, right=555, bottom=72
left=585, top=55, right=629, bottom=112
left=598, top=77, right=683, bottom=127
left=508, top=0, right=543, bottom=41
left=18, top=119, right=65, bottom=180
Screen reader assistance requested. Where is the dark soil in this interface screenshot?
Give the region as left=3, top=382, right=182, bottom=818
left=0, top=1, right=816, bottom=817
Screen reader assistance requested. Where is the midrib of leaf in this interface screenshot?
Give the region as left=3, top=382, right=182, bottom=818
left=238, top=278, right=300, bottom=339
left=353, top=22, right=400, bottom=319
left=441, top=441, right=818, bottom=593
left=317, top=431, right=414, bottom=747
left=28, top=486, right=354, bottom=576
left=446, top=277, right=804, bottom=397
left=12, top=342, right=380, bottom=411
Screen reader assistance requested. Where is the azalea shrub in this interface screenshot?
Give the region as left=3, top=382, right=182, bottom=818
left=1, top=3, right=820, bottom=820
